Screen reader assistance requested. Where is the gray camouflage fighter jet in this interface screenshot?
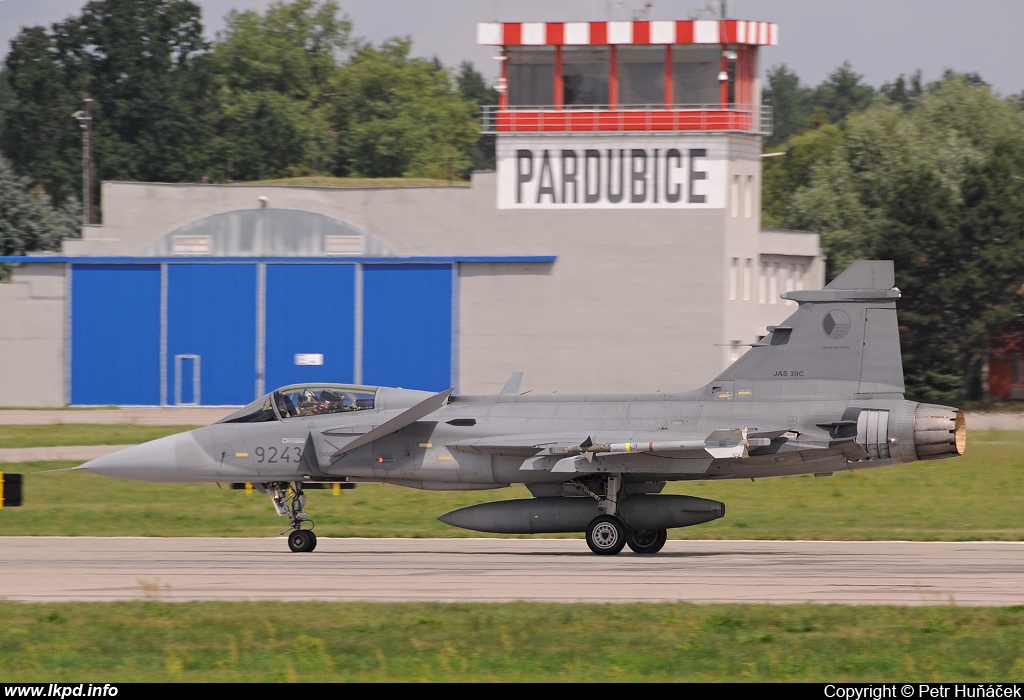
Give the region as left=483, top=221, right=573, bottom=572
left=76, top=260, right=966, bottom=555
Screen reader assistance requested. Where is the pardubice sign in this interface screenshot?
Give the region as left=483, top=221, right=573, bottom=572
left=497, top=137, right=725, bottom=209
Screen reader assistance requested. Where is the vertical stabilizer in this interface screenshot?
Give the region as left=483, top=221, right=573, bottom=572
left=712, top=261, right=905, bottom=397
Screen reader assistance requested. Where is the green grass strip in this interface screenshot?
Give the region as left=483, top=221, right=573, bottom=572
left=0, top=425, right=199, bottom=449
left=1, top=601, right=1023, bottom=681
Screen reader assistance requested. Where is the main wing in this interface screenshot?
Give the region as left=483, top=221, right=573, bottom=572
left=445, top=427, right=848, bottom=476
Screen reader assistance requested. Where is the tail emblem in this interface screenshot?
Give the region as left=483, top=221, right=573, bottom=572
left=822, top=310, right=852, bottom=339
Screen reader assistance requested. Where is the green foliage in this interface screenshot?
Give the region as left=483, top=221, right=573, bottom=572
left=764, top=62, right=875, bottom=148
left=210, top=0, right=349, bottom=179
left=1, top=23, right=87, bottom=204
left=0, top=158, right=81, bottom=257
left=330, top=38, right=479, bottom=179
left=811, top=61, right=875, bottom=125
left=880, top=70, right=923, bottom=111
left=214, top=0, right=350, bottom=98
left=763, top=64, right=811, bottom=147
left=456, top=60, right=498, bottom=171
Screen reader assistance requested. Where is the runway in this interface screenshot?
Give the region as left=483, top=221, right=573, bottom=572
left=2, top=537, right=1022, bottom=605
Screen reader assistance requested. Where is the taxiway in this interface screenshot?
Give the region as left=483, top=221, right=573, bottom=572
left=1, top=537, right=1021, bottom=605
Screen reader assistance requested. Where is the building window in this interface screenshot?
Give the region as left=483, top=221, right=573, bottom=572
left=672, top=46, right=720, bottom=105
left=617, top=46, right=665, bottom=105
left=759, top=261, right=767, bottom=303
left=729, top=257, right=739, bottom=300
left=743, top=258, right=751, bottom=301
left=731, top=175, right=739, bottom=218
left=562, top=47, right=610, bottom=106
left=769, top=262, right=778, bottom=304
left=744, top=175, right=754, bottom=218
left=507, top=47, right=555, bottom=106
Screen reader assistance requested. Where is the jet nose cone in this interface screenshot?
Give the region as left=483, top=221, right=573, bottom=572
left=76, top=433, right=183, bottom=482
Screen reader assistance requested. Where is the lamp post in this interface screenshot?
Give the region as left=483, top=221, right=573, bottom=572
left=71, top=94, right=93, bottom=225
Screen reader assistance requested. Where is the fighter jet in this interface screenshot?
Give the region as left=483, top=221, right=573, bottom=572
left=76, top=260, right=966, bottom=555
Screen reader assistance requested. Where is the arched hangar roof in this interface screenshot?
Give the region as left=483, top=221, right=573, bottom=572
left=141, top=208, right=397, bottom=258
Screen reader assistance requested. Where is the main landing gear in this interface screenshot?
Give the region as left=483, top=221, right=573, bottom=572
left=268, top=481, right=317, bottom=552
left=581, top=474, right=668, bottom=556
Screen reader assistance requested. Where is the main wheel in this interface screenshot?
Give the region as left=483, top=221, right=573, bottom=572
left=288, top=529, right=317, bottom=553
left=586, top=515, right=627, bottom=555
left=627, top=528, right=668, bottom=554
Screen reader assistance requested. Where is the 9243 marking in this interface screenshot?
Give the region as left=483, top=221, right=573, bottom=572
left=253, top=446, right=302, bottom=463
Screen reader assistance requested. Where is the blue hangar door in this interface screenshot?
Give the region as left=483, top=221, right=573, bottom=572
left=362, top=263, right=453, bottom=392
left=69, top=261, right=455, bottom=405
left=264, top=264, right=356, bottom=389
left=166, top=264, right=257, bottom=405
left=70, top=264, right=161, bottom=405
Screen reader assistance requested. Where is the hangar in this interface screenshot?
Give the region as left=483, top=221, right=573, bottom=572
left=0, top=14, right=823, bottom=407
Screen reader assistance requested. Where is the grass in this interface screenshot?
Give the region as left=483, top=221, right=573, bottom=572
left=239, top=176, right=468, bottom=188
left=0, top=430, right=1021, bottom=540
left=0, top=425, right=199, bottom=449
left=1, top=601, right=1023, bottom=681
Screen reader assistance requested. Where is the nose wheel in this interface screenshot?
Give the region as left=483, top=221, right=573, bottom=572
left=288, top=529, right=317, bottom=553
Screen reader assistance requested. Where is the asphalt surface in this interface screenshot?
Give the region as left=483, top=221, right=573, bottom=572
left=1, top=537, right=1021, bottom=605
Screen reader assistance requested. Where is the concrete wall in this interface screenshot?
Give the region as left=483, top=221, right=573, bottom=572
left=0, top=133, right=824, bottom=406
left=0, top=265, right=66, bottom=406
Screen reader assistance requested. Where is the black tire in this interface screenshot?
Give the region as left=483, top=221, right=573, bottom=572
left=288, top=529, right=317, bottom=553
left=585, top=515, right=627, bottom=555
left=626, top=528, right=667, bottom=554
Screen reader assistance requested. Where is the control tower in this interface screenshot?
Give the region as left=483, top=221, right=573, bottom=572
left=478, top=18, right=775, bottom=209
left=476, top=16, right=816, bottom=372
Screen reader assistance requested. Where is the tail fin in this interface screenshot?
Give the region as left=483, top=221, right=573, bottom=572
left=713, top=260, right=904, bottom=397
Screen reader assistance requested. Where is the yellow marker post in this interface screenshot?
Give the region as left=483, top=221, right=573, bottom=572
left=244, top=482, right=253, bottom=495
left=332, top=483, right=341, bottom=496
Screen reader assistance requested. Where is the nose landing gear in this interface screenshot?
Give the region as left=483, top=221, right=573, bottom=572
left=268, top=481, right=317, bottom=552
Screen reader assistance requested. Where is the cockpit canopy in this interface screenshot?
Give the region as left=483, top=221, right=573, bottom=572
left=220, top=384, right=377, bottom=423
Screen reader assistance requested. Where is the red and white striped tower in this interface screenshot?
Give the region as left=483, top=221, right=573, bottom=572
left=477, top=17, right=777, bottom=209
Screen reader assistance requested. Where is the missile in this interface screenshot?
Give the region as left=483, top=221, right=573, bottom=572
left=561, top=429, right=772, bottom=461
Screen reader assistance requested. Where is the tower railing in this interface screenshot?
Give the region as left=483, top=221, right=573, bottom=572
left=481, top=104, right=772, bottom=136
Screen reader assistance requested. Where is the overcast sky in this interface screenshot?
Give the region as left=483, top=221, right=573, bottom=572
left=2, top=0, right=1023, bottom=95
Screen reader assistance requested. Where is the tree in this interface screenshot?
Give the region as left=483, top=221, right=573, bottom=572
left=330, top=38, right=478, bottom=179
left=1, top=0, right=217, bottom=201
left=456, top=61, right=497, bottom=171
left=1, top=22, right=87, bottom=204
left=0, top=157, right=80, bottom=258
left=762, top=64, right=811, bottom=147
left=79, top=0, right=215, bottom=183
left=880, top=70, right=922, bottom=111
left=210, top=0, right=350, bottom=179
left=808, top=61, right=874, bottom=125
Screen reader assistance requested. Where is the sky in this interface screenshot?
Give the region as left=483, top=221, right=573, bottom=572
left=2, top=0, right=1023, bottom=95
